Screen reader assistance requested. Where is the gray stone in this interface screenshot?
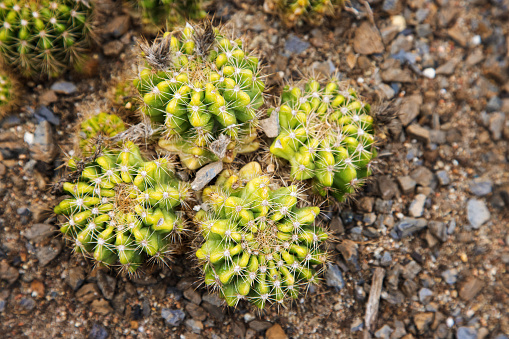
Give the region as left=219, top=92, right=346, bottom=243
left=486, top=96, right=502, bottom=112
left=0, top=261, right=19, bottom=284
left=161, top=308, right=185, bottom=327
left=324, top=263, right=345, bottom=291
left=436, top=56, right=461, bottom=75
left=409, top=194, right=427, bottom=217
left=391, top=320, right=407, bottom=339
left=402, top=261, right=422, bottom=280
left=442, top=269, right=458, bottom=284
left=284, top=34, right=309, bottom=54
left=202, top=293, right=223, bottom=307
left=183, top=288, right=202, bottom=305
left=399, top=95, right=423, bottom=126
left=249, top=320, right=273, bottom=332
left=19, top=297, right=36, bottom=310
left=50, top=81, right=77, bottom=95
left=398, top=176, right=416, bottom=194
left=429, top=130, right=447, bottom=144
left=436, top=170, right=451, bottom=186
left=381, top=252, right=392, bottom=267
left=34, top=106, right=60, bottom=125
left=351, top=318, right=364, bottom=332
left=185, top=319, right=203, bottom=334
left=410, top=166, right=435, bottom=187
left=382, top=0, right=402, bottom=14
left=402, top=279, right=418, bottom=297
left=363, top=213, right=377, bottom=225
left=467, top=199, right=490, bottom=229
left=191, top=161, right=223, bottom=191
left=378, top=176, right=399, bottom=200
left=382, top=68, right=414, bottom=83
left=66, top=267, right=85, bottom=291
left=392, top=218, right=428, bottom=239
left=31, top=121, right=57, bottom=162
left=489, top=112, right=506, bottom=140
left=23, top=223, right=56, bottom=243
left=447, top=219, right=457, bottom=234
left=36, top=239, right=62, bottom=266
left=407, top=124, right=430, bottom=143
left=429, top=221, right=447, bottom=242
left=102, top=40, right=124, bottom=56
left=468, top=178, right=493, bottom=196
left=89, top=323, right=108, bottom=339
left=457, top=327, right=477, bottom=339
left=97, top=270, right=116, bottom=300
left=416, top=24, right=432, bottom=37
left=419, top=288, right=433, bottom=304
left=259, top=111, right=279, bottom=138
left=104, top=15, right=130, bottom=38
left=375, top=325, right=393, bottom=339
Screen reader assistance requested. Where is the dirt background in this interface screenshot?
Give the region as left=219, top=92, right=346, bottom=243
left=0, top=0, right=508, bottom=338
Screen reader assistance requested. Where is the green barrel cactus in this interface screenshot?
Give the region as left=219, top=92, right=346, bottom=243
left=132, top=0, right=206, bottom=35
left=264, top=0, right=344, bottom=27
left=0, top=0, right=95, bottom=78
left=54, top=141, right=191, bottom=274
left=195, top=162, right=329, bottom=308
left=0, top=67, right=15, bottom=113
left=269, top=79, right=376, bottom=202
left=135, top=23, right=265, bottom=170
left=79, top=112, right=126, bottom=155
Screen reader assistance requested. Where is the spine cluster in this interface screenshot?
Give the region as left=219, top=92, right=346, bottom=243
left=195, top=162, right=328, bottom=308
left=264, top=0, right=345, bottom=27
left=270, top=79, right=376, bottom=202
left=135, top=23, right=265, bottom=170
left=0, top=0, right=94, bottom=77
left=54, top=141, right=190, bottom=274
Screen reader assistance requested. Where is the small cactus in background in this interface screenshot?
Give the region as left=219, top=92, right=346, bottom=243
left=135, top=23, right=265, bottom=170
left=79, top=112, right=126, bottom=155
left=131, top=0, right=206, bottom=35
left=54, top=141, right=191, bottom=274
left=264, top=0, right=344, bottom=27
left=0, top=0, right=95, bottom=78
left=0, top=67, right=15, bottom=113
left=195, top=162, right=329, bottom=308
left=269, top=78, right=376, bottom=202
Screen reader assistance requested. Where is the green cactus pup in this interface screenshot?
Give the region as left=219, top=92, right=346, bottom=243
left=264, top=0, right=345, bottom=27
left=135, top=23, right=265, bottom=170
left=132, top=0, right=206, bottom=35
left=0, top=0, right=95, bottom=78
left=269, top=78, right=376, bottom=202
left=195, top=162, right=329, bottom=308
left=54, top=141, right=191, bottom=274
left=79, top=112, right=126, bottom=155
left=0, top=67, right=15, bottom=113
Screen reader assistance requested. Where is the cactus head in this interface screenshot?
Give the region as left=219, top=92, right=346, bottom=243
left=135, top=23, right=265, bottom=170
left=0, top=0, right=95, bottom=78
left=54, top=141, right=191, bottom=274
left=269, top=78, right=376, bottom=202
left=0, top=68, right=15, bottom=114
left=195, top=162, right=329, bottom=309
left=264, top=0, right=345, bottom=27
left=132, top=0, right=207, bottom=35
left=79, top=112, right=126, bottom=155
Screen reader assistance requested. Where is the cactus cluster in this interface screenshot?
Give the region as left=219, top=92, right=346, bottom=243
left=135, top=23, right=265, bottom=170
left=269, top=79, right=376, bottom=202
left=79, top=112, right=126, bottom=155
left=195, top=162, right=328, bottom=308
left=264, top=0, right=344, bottom=27
left=0, top=67, right=14, bottom=112
left=132, top=0, right=206, bottom=34
left=54, top=141, right=190, bottom=274
left=0, top=0, right=95, bottom=78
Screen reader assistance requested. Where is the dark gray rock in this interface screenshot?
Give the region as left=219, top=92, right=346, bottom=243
left=397, top=176, right=416, bottom=194
left=468, top=178, right=493, bottom=196
left=66, top=267, right=86, bottom=291
left=419, top=288, right=433, bottom=304
left=378, top=176, right=400, bottom=200
left=402, top=261, right=422, bottom=280
left=19, top=297, right=35, bottom=310
left=0, top=261, right=19, bottom=284
left=486, top=96, right=502, bottom=112
left=381, top=251, right=392, bottom=267
left=410, top=166, right=435, bottom=187
left=161, top=308, right=186, bottom=327
left=467, top=198, right=490, bottom=229
left=34, top=106, right=60, bottom=125
left=429, top=221, right=447, bottom=242
left=202, top=293, right=223, bottom=307
left=36, top=239, right=62, bottom=266
left=399, top=95, right=423, bottom=126
left=392, top=218, right=428, bottom=239
left=284, top=34, right=310, bottom=54
left=97, top=270, right=116, bottom=300
left=191, top=161, right=223, bottom=191
left=23, top=223, right=56, bottom=243
left=185, top=319, right=203, bottom=334
left=89, top=323, right=108, bottom=339
left=325, top=263, right=345, bottom=291
left=249, top=320, right=273, bottom=332
left=30, top=121, right=57, bottom=162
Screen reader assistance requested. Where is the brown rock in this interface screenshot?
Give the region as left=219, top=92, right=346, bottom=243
left=30, top=280, right=45, bottom=298
left=0, top=260, right=19, bottom=284
left=407, top=124, right=430, bottom=143
left=414, top=312, right=434, bottom=332
left=104, top=15, right=130, bottom=38
left=337, top=240, right=360, bottom=272
left=91, top=299, right=113, bottom=315
left=459, top=277, right=484, bottom=301
left=399, top=95, right=423, bottom=126
left=185, top=303, right=207, bottom=321
left=353, top=22, right=384, bottom=55
left=38, top=91, right=58, bottom=106
left=103, top=40, right=124, bottom=57
left=76, top=283, right=101, bottom=303
left=448, top=23, right=468, bottom=47
left=382, top=67, right=414, bottom=83
left=266, top=324, right=288, bottom=339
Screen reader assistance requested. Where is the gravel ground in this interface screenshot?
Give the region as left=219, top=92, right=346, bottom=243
left=1, top=0, right=508, bottom=338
